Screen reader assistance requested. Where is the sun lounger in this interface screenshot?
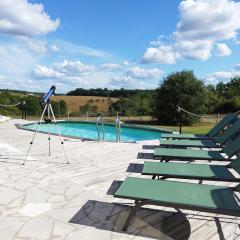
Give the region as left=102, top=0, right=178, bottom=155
left=161, top=113, right=237, bottom=140
left=114, top=177, right=240, bottom=231
left=154, top=134, right=240, bottom=162
left=160, top=118, right=240, bottom=149
left=142, top=158, right=240, bottom=182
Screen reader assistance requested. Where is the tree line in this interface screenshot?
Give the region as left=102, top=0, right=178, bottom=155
left=1, top=70, right=240, bottom=125
left=67, top=88, right=154, bottom=98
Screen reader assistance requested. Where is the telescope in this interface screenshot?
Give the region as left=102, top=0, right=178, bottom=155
left=42, top=86, right=56, bottom=104
left=24, top=84, right=69, bottom=165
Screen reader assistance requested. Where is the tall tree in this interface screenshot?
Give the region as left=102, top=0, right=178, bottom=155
left=155, top=71, right=206, bottom=125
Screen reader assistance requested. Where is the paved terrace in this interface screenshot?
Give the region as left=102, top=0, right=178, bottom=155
left=0, top=119, right=239, bottom=240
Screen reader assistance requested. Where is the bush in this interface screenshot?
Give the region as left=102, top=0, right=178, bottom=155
left=155, top=71, right=206, bottom=125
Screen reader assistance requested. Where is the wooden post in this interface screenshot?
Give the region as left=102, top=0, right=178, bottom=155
left=177, top=106, right=182, bottom=134
left=179, top=109, right=182, bottom=134
left=58, top=101, right=60, bottom=118
left=24, top=102, right=27, bottom=120
left=21, top=101, right=24, bottom=119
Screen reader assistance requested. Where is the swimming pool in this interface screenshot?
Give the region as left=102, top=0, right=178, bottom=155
left=21, top=121, right=172, bottom=142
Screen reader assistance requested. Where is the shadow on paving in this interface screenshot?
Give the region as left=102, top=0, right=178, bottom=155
left=142, top=145, right=159, bottom=150
left=137, top=152, right=154, bottom=160
left=106, top=180, right=123, bottom=195
left=126, top=163, right=144, bottom=173
left=69, top=200, right=191, bottom=240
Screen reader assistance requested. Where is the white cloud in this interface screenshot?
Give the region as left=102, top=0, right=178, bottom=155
left=109, top=75, right=146, bottom=89
left=0, top=42, right=38, bottom=76
left=126, top=67, right=162, bottom=79
left=175, top=39, right=213, bottom=60
left=142, top=46, right=177, bottom=64
left=48, top=44, right=60, bottom=53
left=143, top=0, right=240, bottom=64
left=206, top=70, right=240, bottom=83
left=216, top=43, right=232, bottom=56
left=56, top=39, right=111, bottom=59
left=54, top=60, right=95, bottom=75
left=101, top=63, right=123, bottom=71
left=176, top=0, right=240, bottom=41
left=0, top=0, right=59, bottom=37
left=34, top=60, right=95, bottom=80
left=21, top=37, right=60, bottom=54
left=101, top=61, right=130, bottom=71
left=33, top=63, right=113, bottom=91
left=0, top=74, right=44, bottom=91
left=108, top=66, right=162, bottom=89
left=34, top=65, right=63, bottom=78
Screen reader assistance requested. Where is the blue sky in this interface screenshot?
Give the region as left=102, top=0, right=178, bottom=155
left=0, top=0, right=240, bottom=93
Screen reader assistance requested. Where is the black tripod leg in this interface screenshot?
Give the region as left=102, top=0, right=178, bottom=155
left=23, top=104, right=48, bottom=165
left=49, top=104, right=69, bottom=164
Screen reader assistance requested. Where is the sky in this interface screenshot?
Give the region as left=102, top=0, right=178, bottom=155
left=0, top=0, right=240, bottom=93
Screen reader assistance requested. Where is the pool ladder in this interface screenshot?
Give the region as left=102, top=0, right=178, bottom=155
left=115, top=116, right=122, bottom=142
left=96, top=114, right=104, bottom=141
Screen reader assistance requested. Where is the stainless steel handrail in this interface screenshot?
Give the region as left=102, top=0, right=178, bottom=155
left=96, top=114, right=104, bottom=141
left=115, top=116, right=122, bottom=142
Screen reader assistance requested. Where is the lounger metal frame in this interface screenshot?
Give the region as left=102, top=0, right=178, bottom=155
left=116, top=191, right=240, bottom=231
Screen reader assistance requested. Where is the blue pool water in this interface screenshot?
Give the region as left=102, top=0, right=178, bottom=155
left=22, top=121, right=171, bottom=142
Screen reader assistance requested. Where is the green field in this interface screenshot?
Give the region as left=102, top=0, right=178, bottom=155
left=158, top=122, right=214, bottom=134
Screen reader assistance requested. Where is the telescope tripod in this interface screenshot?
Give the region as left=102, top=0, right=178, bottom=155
left=24, top=101, right=69, bottom=165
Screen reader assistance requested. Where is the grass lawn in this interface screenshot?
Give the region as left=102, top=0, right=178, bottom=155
left=157, top=122, right=215, bottom=134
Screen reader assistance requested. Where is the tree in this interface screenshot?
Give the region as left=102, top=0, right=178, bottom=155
left=155, top=71, right=207, bottom=125
left=204, top=85, right=221, bottom=114
left=23, top=96, right=41, bottom=116
left=213, top=76, right=240, bottom=113
left=59, top=100, right=67, bottom=115
left=79, top=101, right=98, bottom=115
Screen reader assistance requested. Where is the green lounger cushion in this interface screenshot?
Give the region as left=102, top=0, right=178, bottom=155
left=154, top=148, right=227, bottom=161
left=114, top=177, right=240, bottom=215
left=217, top=118, right=240, bottom=144
left=160, top=139, right=220, bottom=148
left=161, top=133, right=209, bottom=140
left=207, top=113, right=236, bottom=137
left=142, top=161, right=236, bottom=181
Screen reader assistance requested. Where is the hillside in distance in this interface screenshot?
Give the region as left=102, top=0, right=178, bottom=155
left=52, top=95, right=118, bottom=112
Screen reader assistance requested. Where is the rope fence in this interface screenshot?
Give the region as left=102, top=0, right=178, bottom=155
left=177, top=105, right=222, bottom=119
left=0, top=102, right=23, bottom=107
left=235, top=109, right=240, bottom=114
left=177, top=106, right=201, bottom=118
left=176, top=105, right=224, bottom=134
left=0, top=101, right=27, bottom=120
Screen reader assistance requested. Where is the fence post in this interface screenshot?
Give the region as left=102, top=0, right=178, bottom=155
left=21, top=101, right=24, bottom=119
left=179, top=110, right=182, bottom=134
left=177, top=105, right=182, bottom=134
left=24, top=103, right=27, bottom=120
